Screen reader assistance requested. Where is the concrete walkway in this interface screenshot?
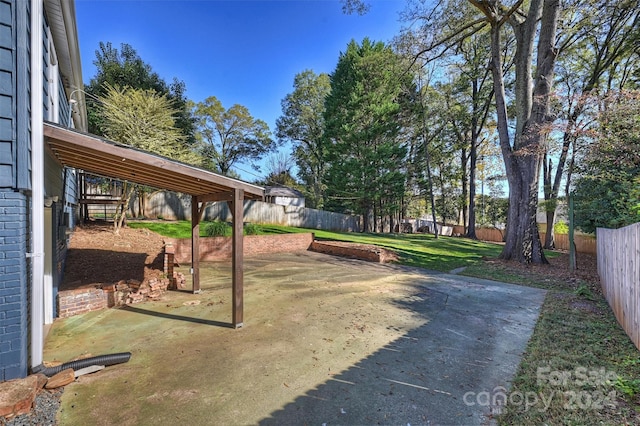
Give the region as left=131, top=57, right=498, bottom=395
left=44, top=252, right=546, bottom=425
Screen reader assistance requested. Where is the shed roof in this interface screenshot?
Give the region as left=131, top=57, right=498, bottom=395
left=265, top=185, right=305, bottom=198
left=44, top=122, right=264, bottom=200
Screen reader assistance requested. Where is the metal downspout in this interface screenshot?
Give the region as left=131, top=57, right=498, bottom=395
left=30, top=0, right=45, bottom=368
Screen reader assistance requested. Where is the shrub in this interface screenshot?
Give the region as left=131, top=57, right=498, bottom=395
left=553, top=221, right=569, bottom=235
left=204, top=221, right=231, bottom=237
left=244, top=223, right=260, bottom=235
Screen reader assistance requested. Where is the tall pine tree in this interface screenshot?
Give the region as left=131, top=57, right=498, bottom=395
left=323, top=39, right=412, bottom=231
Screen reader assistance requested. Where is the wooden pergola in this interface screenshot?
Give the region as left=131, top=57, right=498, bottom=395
left=43, top=122, right=264, bottom=328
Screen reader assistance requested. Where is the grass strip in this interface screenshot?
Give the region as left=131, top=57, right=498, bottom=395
left=463, top=262, right=640, bottom=424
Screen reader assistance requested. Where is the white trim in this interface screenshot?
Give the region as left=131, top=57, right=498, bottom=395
left=47, top=26, right=59, bottom=124
left=30, top=0, right=45, bottom=368
left=44, top=208, right=53, bottom=324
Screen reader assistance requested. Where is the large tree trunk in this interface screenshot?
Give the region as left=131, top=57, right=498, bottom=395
left=461, top=147, right=469, bottom=234
left=467, top=139, right=478, bottom=239
left=545, top=209, right=555, bottom=248
left=502, top=150, right=547, bottom=263
left=544, top=105, right=579, bottom=248
left=466, top=78, right=479, bottom=239
left=482, top=0, right=558, bottom=263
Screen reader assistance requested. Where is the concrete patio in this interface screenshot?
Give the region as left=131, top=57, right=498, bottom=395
left=44, top=251, right=546, bottom=425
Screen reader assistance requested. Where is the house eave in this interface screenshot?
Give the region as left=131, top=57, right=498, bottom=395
left=44, top=0, right=87, bottom=131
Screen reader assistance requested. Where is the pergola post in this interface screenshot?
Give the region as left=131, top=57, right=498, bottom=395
left=191, top=195, right=200, bottom=294
left=232, top=188, right=244, bottom=328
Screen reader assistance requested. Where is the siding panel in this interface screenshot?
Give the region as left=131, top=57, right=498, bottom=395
left=16, top=0, right=30, bottom=190
left=0, top=2, right=9, bottom=25
left=0, top=24, right=10, bottom=47
left=58, top=73, right=69, bottom=126
left=0, top=0, right=15, bottom=190
left=0, top=69, right=9, bottom=94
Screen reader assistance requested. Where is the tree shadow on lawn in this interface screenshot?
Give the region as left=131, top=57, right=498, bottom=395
left=258, top=275, right=546, bottom=425
left=392, top=247, right=491, bottom=272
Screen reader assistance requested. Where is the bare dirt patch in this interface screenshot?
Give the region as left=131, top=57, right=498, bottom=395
left=61, top=221, right=165, bottom=291
left=484, top=251, right=600, bottom=291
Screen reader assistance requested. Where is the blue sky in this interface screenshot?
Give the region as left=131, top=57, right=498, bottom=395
left=75, top=0, right=407, bottom=181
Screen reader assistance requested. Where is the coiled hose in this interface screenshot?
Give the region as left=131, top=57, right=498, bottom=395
left=32, top=352, right=132, bottom=377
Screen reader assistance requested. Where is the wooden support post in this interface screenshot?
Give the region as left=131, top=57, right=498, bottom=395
left=232, top=188, right=244, bottom=328
left=191, top=195, right=201, bottom=293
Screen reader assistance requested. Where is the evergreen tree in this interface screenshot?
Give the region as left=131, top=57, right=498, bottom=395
left=85, top=42, right=196, bottom=144
left=323, top=39, right=412, bottom=231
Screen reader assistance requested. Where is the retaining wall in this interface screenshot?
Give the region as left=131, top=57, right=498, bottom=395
left=166, top=233, right=315, bottom=263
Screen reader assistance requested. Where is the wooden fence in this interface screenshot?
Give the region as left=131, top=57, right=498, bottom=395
left=597, top=223, right=640, bottom=351
left=451, top=225, right=504, bottom=242
left=133, top=191, right=362, bottom=233
left=451, top=225, right=597, bottom=254
left=555, top=233, right=597, bottom=254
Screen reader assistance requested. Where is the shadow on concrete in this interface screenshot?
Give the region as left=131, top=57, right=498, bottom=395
left=258, top=274, right=546, bottom=426
left=121, top=305, right=234, bottom=329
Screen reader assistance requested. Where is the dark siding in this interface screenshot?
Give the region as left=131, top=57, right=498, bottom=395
left=0, top=0, right=30, bottom=381
left=0, top=190, right=29, bottom=381
left=16, top=0, right=30, bottom=190
left=0, top=0, right=14, bottom=188
left=58, top=74, right=69, bottom=126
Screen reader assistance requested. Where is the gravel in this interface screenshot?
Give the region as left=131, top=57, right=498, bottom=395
left=0, top=389, right=63, bottom=426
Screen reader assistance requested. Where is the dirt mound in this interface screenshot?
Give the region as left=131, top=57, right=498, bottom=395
left=61, top=222, right=165, bottom=291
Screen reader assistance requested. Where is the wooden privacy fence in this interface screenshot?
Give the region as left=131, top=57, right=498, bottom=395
left=451, top=225, right=504, bottom=242
left=597, top=223, right=640, bottom=351
left=555, top=233, right=597, bottom=254
left=132, top=191, right=362, bottom=232
left=450, top=225, right=597, bottom=254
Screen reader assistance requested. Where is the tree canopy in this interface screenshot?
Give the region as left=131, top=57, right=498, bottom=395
left=193, top=96, right=275, bottom=176
left=276, top=70, right=331, bottom=208
left=97, top=83, right=199, bottom=230
left=85, top=42, right=195, bottom=144
left=98, top=84, right=197, bottom=164
left=574, top=91, right=640, bottom=232
left=323, top=38, right=413, bottom=231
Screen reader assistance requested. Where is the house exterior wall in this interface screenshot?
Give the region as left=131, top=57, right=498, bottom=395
left=1, top=0, right=79, bottom=381
left=0, top=0, right=32, bottom=381
left=0, top=192, right=29, bottom=381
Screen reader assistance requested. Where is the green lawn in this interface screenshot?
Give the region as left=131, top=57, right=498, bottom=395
left=128, top=221, right=505, bottom=272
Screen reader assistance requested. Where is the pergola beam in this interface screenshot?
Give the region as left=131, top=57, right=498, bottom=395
left=198, top=191, right=234, bottom=203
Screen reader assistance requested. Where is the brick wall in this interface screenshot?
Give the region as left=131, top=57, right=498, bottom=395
left=0, top=191, right=29, bottom=381
left=167, top=233, right=314, bottom=263
left=309, top=241, right=395, bottom=263
left=57, top=287, right=106, bottom=318
left=57, top=277, right=172, bottom=319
